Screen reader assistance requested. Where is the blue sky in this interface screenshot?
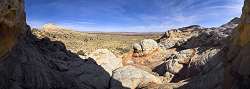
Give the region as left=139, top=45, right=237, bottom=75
left=25, top=0, right=243, bottom=32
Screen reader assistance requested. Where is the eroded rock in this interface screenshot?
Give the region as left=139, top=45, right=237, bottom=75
left=110, top=65, right=162, bottom=89
left=225, top=0, right=250, bottom=88
left=140, top=39, right=159, bottom=55
left=0, top=0, right=27, bottom=59
left=132, top=39, right=159, bottom=56
left=88, top=49, right=123, bottom=76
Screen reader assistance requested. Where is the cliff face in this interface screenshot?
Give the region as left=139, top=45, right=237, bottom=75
left=0, top=0, right=27, bottom=59
left=225, top=0, right=250, bottom=88
left=233, top=0, right=250, bottom=46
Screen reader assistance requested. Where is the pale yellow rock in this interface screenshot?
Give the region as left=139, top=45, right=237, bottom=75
left=111, top=65, right=162, bottom=89
left=89, top=49, right=123, bottom=76
left=0, top=0, right=27, bottom=59
left=234, top=0, right=250, bottom=46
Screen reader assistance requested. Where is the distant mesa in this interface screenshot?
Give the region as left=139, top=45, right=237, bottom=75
left=42, top=23, right=67, bottom=32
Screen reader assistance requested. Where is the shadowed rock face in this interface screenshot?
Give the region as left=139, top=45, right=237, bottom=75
left=225, top=0, right=250, bottom=88
left=0, top=0, right=27, bottom=59
left=233, top=0, right=250, bottom=47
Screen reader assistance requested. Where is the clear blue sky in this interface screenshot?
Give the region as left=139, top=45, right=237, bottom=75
left=25, top=0, right=243, bottom=32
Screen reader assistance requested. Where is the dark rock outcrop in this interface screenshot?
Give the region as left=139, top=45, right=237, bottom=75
left=0, top=0, right=27, bottom=59
left=225, top=0, right=250, bottom=88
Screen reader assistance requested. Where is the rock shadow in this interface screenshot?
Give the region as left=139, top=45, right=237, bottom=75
left=153, top=32, right=228, bottom=89
left=0, top=28, right=129, bottom=89
left=172, top=32, right=228, bottom=89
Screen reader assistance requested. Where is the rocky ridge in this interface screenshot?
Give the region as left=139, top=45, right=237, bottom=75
left=129, top=17, right=241, bottom=89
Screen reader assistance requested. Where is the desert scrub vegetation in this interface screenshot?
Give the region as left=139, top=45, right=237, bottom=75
left=32, top=28, right=163, bottom=56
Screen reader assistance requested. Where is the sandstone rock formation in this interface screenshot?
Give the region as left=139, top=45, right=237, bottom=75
left=158, top=19, right=239, bottom=50
left=221, top=17, right=240, bottom=29
left=133, top=39, right=159, bottom=56
left=123, top=39, right=168, bottom=67
left=158, top=26, right=202, bottom=49
left=140, top=39, right=159, bottom=55
left=0, top=0, right=27, bottom=59
left=88, top=49, right=123, bottom=75
left=225, top=0, right=250, bottom=88
left=220, top=17, right=240, bottom=35
left=165, top=58, right=184, bottom=74
left=110, top=65, right=162, bottom=89
left=141, top=11, right=241, bottom=89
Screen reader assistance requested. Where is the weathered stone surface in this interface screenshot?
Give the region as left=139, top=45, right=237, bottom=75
left=133, top=43, right=142, bottom=53
left=151, top=17, right=239, bottom=88
left=158, top=18, right=239, bottom=50
left=123, top=47, right=169, bottom=66
left=158, top=27, right=201, bottom=49
left=110, top=65, right=162, bottom=89
left=140, top=39, right=159, bottom=55
left=0, top=0, right=27, bottom=59
left=123, top=39, right=167, bottom=67
left=165, top=59, right=184, bottom=74
left=132, top=39, right=159, bottom=56
left=182, top=30, right=228, bottom=49
left=220, top=17, right=240, bottom=35
left=138, top=83, right=174, bottom=89
left=225, top=0, right=250, bottom=88
left=152, top=49, right=193, bottom=75
left=88, top=49, right=123, bottom=75
left=221, top=17, right=240, bottom=28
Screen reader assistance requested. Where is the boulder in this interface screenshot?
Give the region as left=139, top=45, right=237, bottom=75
left=132, top=43, right=143, bottom=53
left=165, top=59, right=184, bottom=74
left=177, top=49, right=195, bottom=64
left=152, top=49, right=194, bottom=76
left=89, top=49, right=123, bottom=76
left=132, top=39, right=159, bottom=56
left=158, top=28, right=201, bottom=49
left=140, top=39, right=159, bottom=54
left=110, top=65, right=162, bottom=89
